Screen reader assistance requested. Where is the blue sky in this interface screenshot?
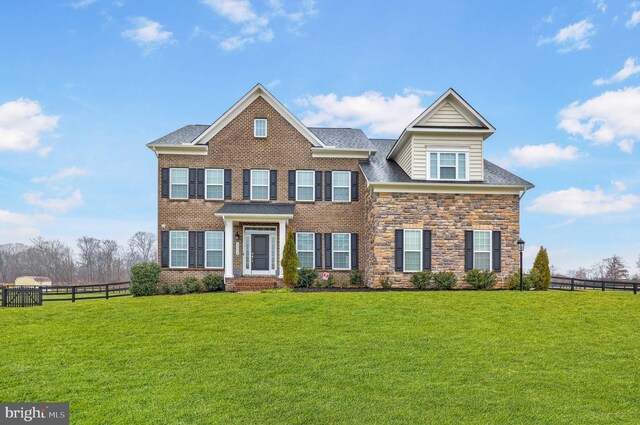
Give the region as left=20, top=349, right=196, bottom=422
left=1, top=0, right=639, bottom=273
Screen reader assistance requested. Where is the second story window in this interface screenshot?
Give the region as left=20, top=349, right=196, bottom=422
left=332, top=171, right=351, bottom=202
left=429, top=152, right=467, bottom=180
left=251, top=169, right=269, bottom=200
left=205, top=169, right=224, bottom=200
left=254, top=118, right=267, bottom=138
left=170, top=168, right=188, bottom=199
left=296, top=170, right=315, bottom=201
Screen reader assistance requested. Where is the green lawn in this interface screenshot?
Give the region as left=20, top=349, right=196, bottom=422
left=1, top=291, right=639, bottom=424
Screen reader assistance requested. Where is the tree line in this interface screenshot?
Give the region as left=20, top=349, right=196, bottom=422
left=0, top=231, right=156, bottom=285
left=565, top=254, right=640, bottom=281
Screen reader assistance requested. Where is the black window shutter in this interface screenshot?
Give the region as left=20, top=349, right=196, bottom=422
left=464, top=231, right=474, bottom=271
left=197, top=231, right=204, bottom=268
left=270, top=170, right=277, bottom=200
left=288, top=170, right=296, bottom=200
left=324, top=171, right=332, bottom=201
left=324, top=233, right=332, bottom=269
left=188, top=231, right=196, bottom=268
left=492, top=231, right=502, bottom=272
left=315, top=233, right=322, bottom=269
left=161, top=168, right=170, bottom=198
left=395, top=230, right=404, bottom=272
left=243, top=170, right=250, bottom=200
left=196, top=169, right=205, bottom=199
left=161, top=231, right=169, bottom=267
left=351, top=233, right=359, bottom=269
left=224, top=169, right=232, bottom=199
left=315, top=171, right=323, bottom=201
left=351, top=171, right=359, bottom=201
left=423, top=229, right=432, bottom=270
left=188, top=169, right=197, bottom=199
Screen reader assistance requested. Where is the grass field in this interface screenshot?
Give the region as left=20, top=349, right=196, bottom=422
left=1, top=291, right=639, bottom=424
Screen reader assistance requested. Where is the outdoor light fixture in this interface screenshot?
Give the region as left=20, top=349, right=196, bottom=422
left=235, top=231, right=241, bottom=241
left=517, top=238, right=525, bottom=291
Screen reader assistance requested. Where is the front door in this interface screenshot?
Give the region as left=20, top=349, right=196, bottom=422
left=251, top=234, right=269, bottom=271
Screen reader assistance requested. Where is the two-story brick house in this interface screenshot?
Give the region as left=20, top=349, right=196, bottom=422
left=147, top=84, right=533, bottom=290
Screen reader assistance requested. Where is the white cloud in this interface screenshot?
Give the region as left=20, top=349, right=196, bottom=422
left=31, top=167, right=92, bottom=185
left=122, top=17, right=174, bottom=53
left=266, top=79, right=280, bottom=88
left=203, top=0, right=258, bottom=23
left=297, top=90, right=426, bottom=136
left=23, top=190, right=83, bottom=213
left=627, top=10, right=640, bottom=28
left=618, top=139, right=635, bottom=153
left=594, top=57, right=640, bottom=85
left=558, top=86, right=640, bottom=152
left=0, top=98, right=58, bottom=154
left=505, top=143, right=581, bottom=168
left=594, top=0, right=607, bottom=13
left=403, top=87, right=436, bottom=97
left=611, top=180, right=627, bottom=191
left=538, top=19, right=595, bottom=52
left=529, top=185, right=640, bottom=217
left=0, top=210, right=51, bottom=226
left=68, top=0, right=97, bottom=9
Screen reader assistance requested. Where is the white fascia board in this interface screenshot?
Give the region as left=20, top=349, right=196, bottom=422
left=369, top=182, right=525, bottom=195
left=147, top=145, right=208, bottom=155
left=213, top=213, right=294, bottom=221
left=311, top=148, right=374, bottom=158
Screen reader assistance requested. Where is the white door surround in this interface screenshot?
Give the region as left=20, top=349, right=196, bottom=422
left=243, top=226, right=277, bottom=276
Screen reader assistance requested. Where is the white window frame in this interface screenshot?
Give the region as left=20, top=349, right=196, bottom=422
left=403, top=229, right=423, bottom=272
left=296, top=170, right=315, bottom=202
left=169, top=230, right=188, bottom=269
left=427, top=150, right=469, bottom=181
left=296, top=232, right=315, bottom=269
left=205, top=231, right=224, bottom=269
left=205, top=169, right=224, bottom=200
left=254, top=118, right=267, bottom=138
left=332, top=233, right=351, bottom=270
left=169, top=168, right=188, bottom=199
left=332, top=171, right=351, bottom=203
left=473, top=230, right=492, bottom=271
left=250, top=169, right=270, bottom=201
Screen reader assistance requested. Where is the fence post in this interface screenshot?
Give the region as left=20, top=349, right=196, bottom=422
left=1, top=287, right=5, bottom=307
left=602, top=280, right=605, bottom=292
left=72, top=286, right=76, bottom=303
left=570, top=278, right=575, bottom=291
left=634, top=282, right=637, bottom=295
left=106, top=284, right=109, bottom=300
left=39, top=287, right=43, bottom=306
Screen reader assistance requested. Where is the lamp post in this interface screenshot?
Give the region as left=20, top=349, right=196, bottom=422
left=517, top=238, right=525, bottom=291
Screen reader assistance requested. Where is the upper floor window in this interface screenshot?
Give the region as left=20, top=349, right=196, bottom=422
left=296, top=232, right=315, bottom=269
left=473, top=230, right=491, bottom=271
left=254, top=118, right=267, bottom=138
left=296, top=170, right=315, bottom=201
left=332, top=171, right=351, bottom=202
left=429, top=152, right=467, bottom=180
left=205, top=169, right=224, bottom=200
left=170, top=231, right=188, bottom=268
left=251, top=169, right=269, bottom=200
left=170, top=168, right=188, bottom=199
left=403, top=229, right=422, bottom=272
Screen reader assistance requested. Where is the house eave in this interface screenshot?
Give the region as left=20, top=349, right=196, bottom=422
left=311, top=147, right=375, bottom=159
left=147, top=144, right=209, bottom=156
left=367, top=181, right=532, bottom=195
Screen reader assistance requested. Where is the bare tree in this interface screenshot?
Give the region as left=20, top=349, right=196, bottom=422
left=571, top=267, right=590, bottom=280
left=15, top=238, right=75, bottom=284
left=0, top=243, right=27, bottom=282
left=590, top=261, right=607, bottom=279
left=602, top=254, right=629, bottom=280
left=128, top=231, right=156, bottom=264
left=77, top=237, right=101, bottom=282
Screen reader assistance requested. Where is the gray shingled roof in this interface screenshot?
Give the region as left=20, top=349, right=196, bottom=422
left=308, top=127, right=376, bottom=151
left=216, top=203, right=295, bottom=216
left=147, top=125, right=209, bottom=146
left=361, top=139, right=534, bottom=188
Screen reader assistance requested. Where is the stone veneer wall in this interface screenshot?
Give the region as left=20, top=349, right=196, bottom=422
left=364, top=189, right=521, bottom=288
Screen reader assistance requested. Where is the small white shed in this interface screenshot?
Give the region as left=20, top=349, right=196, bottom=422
left=14, top=276, right=52, bottom=286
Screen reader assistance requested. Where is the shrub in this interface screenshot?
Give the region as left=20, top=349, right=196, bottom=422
left=281, top=229, right=299, bottom=287
left=434, top=271, right=458, bottom=290
left=410, top=271, right=432, bottom=289
left=349, top=269, right=363, bottom=287
left=183, top=276, right=206, bottom=293
left=157, top=282, right=171, bottom=295
left=526, top=268, right=547, bottom=291
left=465, top=270, right=496, bottom=290
left=324, top=274, right=336, bottom=288
left=532, top=247, right=551, bottom=290
left=379, top=273, right=392, bottom=289
left=506, top=272, right=532, bottom=290
left=163, top=282, right=186, bottom=295
left=297, top=267, right=318, bottom=288
left=130, top=262, right=161, bottom=296
left=203, top=274, right=225, bottom=292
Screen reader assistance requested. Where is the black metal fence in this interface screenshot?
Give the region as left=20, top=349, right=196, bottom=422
left=550, top=276, right=638, bottom=294
left=1, top=282, right=131, bottom=307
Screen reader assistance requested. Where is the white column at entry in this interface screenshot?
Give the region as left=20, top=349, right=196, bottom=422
left=224, top=219, right=234, bottom=278
left=278, top=219, right=286, bottom=278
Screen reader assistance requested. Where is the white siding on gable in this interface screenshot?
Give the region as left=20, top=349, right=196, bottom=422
left=419, top=102, right=473, bottom=127
left=396, top=139, right=413, bottom=178
left=412, top=135, right=483, bottom=181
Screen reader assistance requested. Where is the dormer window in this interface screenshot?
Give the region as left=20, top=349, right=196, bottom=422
left=254, top=118, right=267, bottom=138
left=428, top=151, right=468, bottom=180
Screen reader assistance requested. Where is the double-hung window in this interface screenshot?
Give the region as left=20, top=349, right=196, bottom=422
left=429, top=152, right=467, bottom=180
left=296, top=170, right=315, bottom=201
left=251, top=169, right=269, bottom=200
left=205, top=231, right=224, bottom=268
left=473, top=230, right=491, bottom=271
left=296, top=232, right=315, bottom=269
left=332, top=233, right=351, bottom=270
left=205, top=169, right=224, bottom=200
left=170, top=168, right=188, bottom=199
left=403, top=229, right=422, bottom=272
left=332, top=171, right=351, bottom=202
left=254, top=118, right=267, bottom=138
left=170, top=231, right=188, bottom=268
